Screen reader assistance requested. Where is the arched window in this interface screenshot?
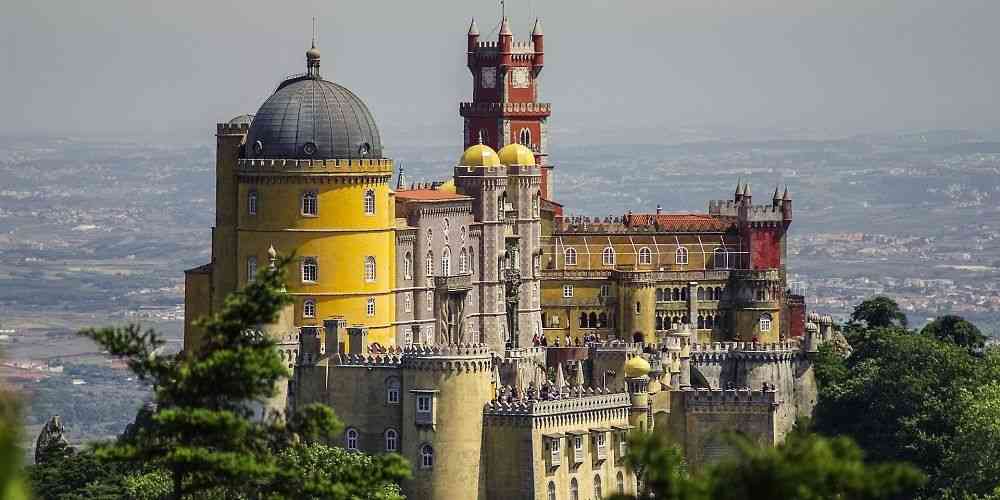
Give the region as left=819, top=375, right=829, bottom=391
left=367, top=297, right=376, bottom=317
left=404, top=293, right=412, bottom=312
left=425, top=251, right=434, bottom=277
left=247, top=191, right=257, bottom=215
left=442, top=218, right=450, bottom=242
left=570, top=478, right=579, bottom=500
left=681, top=287, right=688, bottom=301
left=532, top=192, right=540, bottom=217
left=547, top=481, right=557, bottom=500
left=594, top=475, right=603, bottom=499
left=386, top=377, right=400, bottom=404
left=303, top=298, right=316, bottom=319
left=638, top=247, right=652, bottom=265
left=759, top=313, right=772, bottom=332
left=478, top=129, right=489, bottom=145
left=602, top=247, right=616, bottom=266
left=656, top=288, right=663, bottom=302
left=519, top=128, right=532, bottom=146
left=714, top=247, right=727, bottom=269
left=617, top=471, right=625, bottom=494
left=345, top=428, right=359, bottom=451
left=403, top=252, right=412, bottom=279
left=656, top=316, right=664, bottom=331
left=579, top=312, right=588, bottom=328
left=301, top=257, right=318, bottom=283
left=672, top=288, right=680, bottom=301
left=697, top=315, right=705, bottom=329
left=675, top=247, right=689, bottom=265
left=363, top=189, right=375, bottom=215
left=564, top=247, right=578, bottom=266
left=441, top=247, right=451, bottom=276
left=364, top=256, right=376, bottom=282
left=589, top=312, right=598, bottom=328
left=384, top=428, right=398, bottom=452
left=714, top=287, right=722, bottom=301
left=599, top=312, right=608, bottom=328
left=301, top=191, right=318, bottom=216
left=246, top=256, right=257, bottom=283
left=697, top=287, right=706, bottom=301
left=469, top=247, right=475, bottom=274
left=706, top=315, right=715, bottom=329
left=420, top=444, right=434, bottom=469
left=459, top=248, right=468, bottom=274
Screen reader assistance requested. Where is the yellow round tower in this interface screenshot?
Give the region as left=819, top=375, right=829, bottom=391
left=228, top=44, right=396, bottom=349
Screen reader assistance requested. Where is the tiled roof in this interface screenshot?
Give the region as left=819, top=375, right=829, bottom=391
left=625, top=213, right=734, bottom=232
left=395, top=189, right=470, bottom=202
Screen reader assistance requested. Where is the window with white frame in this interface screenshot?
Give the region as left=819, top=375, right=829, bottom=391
left=594, top=475, right=603, bottom=499
left=441, top=247, right=451, bottom=276
left=638, top=247, right=652, bottom=265
left=303, top=298, right=316, bottom=319
left=519, top=128, right=531, bottom=146
left=404, top=293, right=412, bottom=313
left=345, top=428, right=359, bottom=451
left=564, top=247, right=577, bottom=266
left=426, top=291, right=433, bottom=312
left=247, top=191, right=257, bottom=215
left=420, top=444, right=434, bottom=469
left=602, top=247, right=615, bottom=266
left=364, top=256, right=376, bottom=282
left=367, top=297, right=376, bottom=317
left=247, top=256, right=257, bottom=282
left=713, top=247, right=727, bottom=269
left=363, top=189, right=375, bottom=215
left=301, top=191, right=318, bottom=216
left=301, top=257, right=318, bottom=283
left=417, top=394, right=431, bottom=413
left=600, top=284, right=610, bottom=298
left=563, top=284, right=574, bottom=298
left=403, top=252, right=412, bottom=279
left=425, top=251, right=434, bottom=277
left=384, top=428, right=398, bottom=452
left=459, top=248, right=468, bottom=274
left=759, top=313, right=772, bottom=332
left=675, top=247, right=689, bottom=265
left=386, top=377, right=400, bottom=404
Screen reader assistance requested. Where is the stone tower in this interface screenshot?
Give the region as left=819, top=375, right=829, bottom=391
left=462, top=18, right=554, bottom=199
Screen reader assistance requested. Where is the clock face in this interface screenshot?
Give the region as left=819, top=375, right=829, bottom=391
left=481, top=67, right=496, bottom=89
left=512, top=68, right=530, bottom=88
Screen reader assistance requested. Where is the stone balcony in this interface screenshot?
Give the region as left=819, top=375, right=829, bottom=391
left=434, top=273, right=473, bottom=292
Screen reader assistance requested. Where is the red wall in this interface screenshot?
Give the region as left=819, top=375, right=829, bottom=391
left=749, top=227, right=782, bottom=269
left=787, top=294, right=806, bottom=339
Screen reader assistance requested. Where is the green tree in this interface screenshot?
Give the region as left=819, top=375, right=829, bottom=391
left=80, top=256, right=409, bottom=499
left=850, top=296, right=908, bottom=328
left=608, top=432, right=923, bottom=500
left=940, top=379, right=1000, bottom=498
left=273, top=443, right=410, bottom=499
left=921, top=315, right=987, bottom=350
left=0, top=393, right=29, bottom=500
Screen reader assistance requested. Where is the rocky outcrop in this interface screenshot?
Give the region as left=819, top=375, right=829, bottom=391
left=34, top=415, right=71, bottom=464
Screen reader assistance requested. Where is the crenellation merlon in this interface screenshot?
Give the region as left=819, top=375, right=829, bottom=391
left=684, top=387, right=778, bottom=406
left=483, top=391, right=630, bottom=417
left=236, top=158, right=393, bottom=173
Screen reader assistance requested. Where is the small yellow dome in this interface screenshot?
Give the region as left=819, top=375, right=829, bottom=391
left=624, top=355, right=651, bottom=378
left=460, top=144, right=500, bottom=167
left=497, top=143, right=536, bottom=166
left=438, top=179, right=456, bottom=193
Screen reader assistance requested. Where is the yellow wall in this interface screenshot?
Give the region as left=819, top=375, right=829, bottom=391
left=541, top=280, right=616, bottom=343
left=183, top=268, right=212, bottom=354
left=235, top=163, right=397, bottom=349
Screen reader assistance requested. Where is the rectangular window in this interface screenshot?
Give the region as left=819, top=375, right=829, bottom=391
left=427, top=290, right=433, bottom=312
left=301, top=257, right=318, bottom=283
left=417, top=396, right=431, bottom=412
left=600, top=284, right=610, bottom=298
left=247, top=256, right=257, bottom=282
left=404, top=293, right=412, bottom=313
left=367, top=297, right=376, bottom=317
left=301, top=191, right=318, bottom=216
left=563, top=284, right=574, bottom=298
left=248, top=192, right=257, bottom=216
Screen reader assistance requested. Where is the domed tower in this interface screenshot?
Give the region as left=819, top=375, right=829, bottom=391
left=191, top=43, right=397, bottom=352
left=498, top=143, right=542, bottom=347
left=624, top=355, right=652, bottom=431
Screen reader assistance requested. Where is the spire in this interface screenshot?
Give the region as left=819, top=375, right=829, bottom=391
left=499, top=17, right=512, bottom=36
left=783, top=184, right=791, bottom=201
left=468, top=18, right=479, bottom=36
left=735, top=178, right=742, bottom=197
left=396, top=164, right=406, bottom=191
left=743, top=183, right=751, bottom=197
left=532, top=18, right=544, bottom=36
left=305, top=20, right=321, bottom=78
left=772, top=184, right=781, bottom=202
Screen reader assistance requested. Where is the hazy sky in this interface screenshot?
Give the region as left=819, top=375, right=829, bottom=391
left=3, top=0, right=998, bottom=144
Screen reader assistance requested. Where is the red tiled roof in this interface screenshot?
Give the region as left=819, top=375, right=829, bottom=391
left=626, top=213, right=734, bottom=232
left=395, top=189, right=470, bottom=202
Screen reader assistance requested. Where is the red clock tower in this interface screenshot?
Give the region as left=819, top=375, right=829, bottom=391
left=462, top=17, right=556, bottom=200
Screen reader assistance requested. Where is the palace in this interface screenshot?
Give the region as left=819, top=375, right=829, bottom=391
left=183, top=16, right=823, bottom=500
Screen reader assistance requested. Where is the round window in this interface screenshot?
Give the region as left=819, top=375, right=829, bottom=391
left=302, top=142, right=318, bottom=156
left=358, top=142, right=371, bottom=157
left=253, top=140, right=263, bottom=154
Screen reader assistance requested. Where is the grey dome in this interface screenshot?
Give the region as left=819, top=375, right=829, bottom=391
left=245, top=76, right=382, bottom=160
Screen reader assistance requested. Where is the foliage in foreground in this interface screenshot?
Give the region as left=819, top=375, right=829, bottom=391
left=26, top=257, right=410, bottom=499
left=608, top=431, right=924, bottom=500
left=814, top=296, right=1000, bottom=499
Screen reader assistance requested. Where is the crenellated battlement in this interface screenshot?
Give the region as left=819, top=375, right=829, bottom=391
left=689, top=340, right=801, bottom=362
left=237, top=158, right=393, bottom=174
left=684, top=387, right=778, bottom=407
left=483, top=390, right=630, bottom=417
left=217, top=122, right=250, bottom=134
left=459, top=101, right=551, bottom=117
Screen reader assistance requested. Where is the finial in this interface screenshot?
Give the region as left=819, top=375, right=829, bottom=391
left=532, top=18, right=544, bottom=36
left=477, top=130, right=484, bottom=145
left=735, top=177, right=742, bottom=197
left=772, top=184, right=780, bottom=201
left=743, top=183, right=751, bottom=197
left=468, top=18, right=479, bottom=36
left=500, top=17, right=512, bottom=36
left=268, top=244, right=277, bottom=259
left=312, top=17, right=316, bottom=48
left=783, top=184, right=790, bottom=201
